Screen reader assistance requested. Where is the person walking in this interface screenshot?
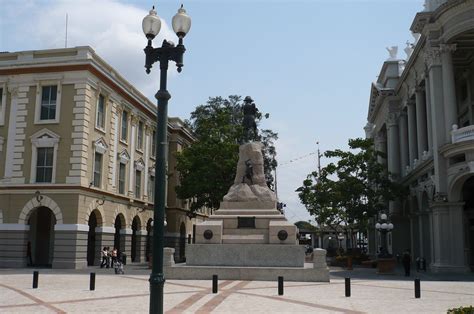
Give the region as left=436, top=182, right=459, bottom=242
left=100, top=247, right=108, bottom=268
left=402, top=249, right=411, bottom=277
left=111, top=247, right=118, bottom=268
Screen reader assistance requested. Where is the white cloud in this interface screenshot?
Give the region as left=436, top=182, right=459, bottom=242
left=1, top=0, right=179, bottom=102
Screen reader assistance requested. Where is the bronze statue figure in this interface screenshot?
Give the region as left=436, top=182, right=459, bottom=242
left=242, top=96, right=258, bottom=142
left=242, top=159, right=254, bottom=185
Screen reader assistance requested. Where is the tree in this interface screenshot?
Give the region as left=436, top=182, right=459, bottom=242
left=296, top=138, right=406, bottom=246
left=175, top=95, right=278, bottom=213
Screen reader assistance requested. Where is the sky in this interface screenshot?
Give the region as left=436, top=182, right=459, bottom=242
left=0, top=0, right=425, bottom=224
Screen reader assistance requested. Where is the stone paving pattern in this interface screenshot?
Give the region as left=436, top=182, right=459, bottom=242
left=0, top=265, right=473, bottom=313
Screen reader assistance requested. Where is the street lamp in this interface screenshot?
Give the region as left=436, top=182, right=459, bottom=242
left=375, top=212, right=394, bottom=258
left=142, top=5, right=191, bottom=314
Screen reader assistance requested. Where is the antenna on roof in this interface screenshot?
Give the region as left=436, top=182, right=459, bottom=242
left=65, top=13, right=68, bottom=48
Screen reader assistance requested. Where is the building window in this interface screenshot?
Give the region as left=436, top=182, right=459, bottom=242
left=148, top=175, right=154, bottom=202
left=30, top=129, right=60, bottom=184
left=93, top=152, right=103, bottom=187
left=40, top=85, right=57, bottom=120
left=151, top=130, right=156, bottom=157
left=137, top=121, right=144, bottom=150
left=36, top=147, right=54, bottom=183
left=121, top=111, right=128, bottom=142
left=34, top=82, right=61, bottom=124
left=135, top=170, right=142, bottom=198
left=96, top=94, right=106, bottom=130
left=118, top=163, right=126, bottom=194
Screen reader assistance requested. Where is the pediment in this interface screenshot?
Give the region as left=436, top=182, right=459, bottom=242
left=118, top=149, right=130, bottom=164
left=94, top=137, right=108, bottom=154
left=135, top=158, right=145, bottom=171
left=30, top=128, right=60, bottom=147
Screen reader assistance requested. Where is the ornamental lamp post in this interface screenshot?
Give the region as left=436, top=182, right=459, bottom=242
left=375, top=213, right=394, bottom=258
left=142, top=5, right=191, bottom=314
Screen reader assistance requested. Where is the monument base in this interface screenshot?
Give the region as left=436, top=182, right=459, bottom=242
left=164, top=247, right=330, bottom=282
left=186, top=244, right=305, bottom=267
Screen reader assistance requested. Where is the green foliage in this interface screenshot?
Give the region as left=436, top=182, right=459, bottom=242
left=175, top=96, right=278, bottom=213
left=447, top=306, right=474, bottom=314
left=296, top=138, right=406, bottom=234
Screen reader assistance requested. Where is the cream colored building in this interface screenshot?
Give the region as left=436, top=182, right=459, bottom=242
left=0, top=46, right=207, bottom=269
left=366, top=0, right=474, bottom=272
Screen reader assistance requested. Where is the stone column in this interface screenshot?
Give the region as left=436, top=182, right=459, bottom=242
left=407, top=100, right=418, bottom=167
left=143, top=126, right=151, bottom=202
left=120, top=228, right=133, bottom=260
left=424, top=76, right=433, bottom=154
left=0, top=224, right=29, bottom=267
left=426, top=45, right=448, bottom=194
left=52, top=224, right=89, bottom=269
left=431, top=202, right=468, bottom=272
left=387, top=113, right=400, bottom=178
left=398, top=111, right=409, bottom=176
left=136, top=229, right=148, bottom=262
left=415, top=86, right=428, bottom=159
left=440, top=44, right=458, bottom=142
left=418, top=212, right=424, bottom=260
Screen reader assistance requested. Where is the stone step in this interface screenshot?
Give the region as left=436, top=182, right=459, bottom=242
left=222, top=228, right=268, bottom=235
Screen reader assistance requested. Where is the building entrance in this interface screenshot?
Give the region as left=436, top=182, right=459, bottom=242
left=28, top=206, right=56, bottom=267
left=87, top=211, right=98, bottom=266
left=463, top=176, right=474, bottom=271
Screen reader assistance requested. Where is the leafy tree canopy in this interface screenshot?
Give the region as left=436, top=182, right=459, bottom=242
left=176, top=95, right=278, bottom=213
left=296, top=138, right=406, bottom=234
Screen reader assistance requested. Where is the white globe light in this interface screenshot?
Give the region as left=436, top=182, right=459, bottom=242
left=380, top=213, right=387, bottom=220
left=388, top=223, right=394, bottom=230
left=172, top=5, right=191, bottom=38
left=375, top=223, right=381, bottom=229
left=381, top=223, right=388, bottom=229
left=164, top=219, right=167, bottom=227
left=142, top=7, right=162, bottom=39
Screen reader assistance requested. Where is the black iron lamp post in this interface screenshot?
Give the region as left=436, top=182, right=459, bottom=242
left=142, top=5, right=191, bottom=314
left=375, top=213, right=394, bottom=258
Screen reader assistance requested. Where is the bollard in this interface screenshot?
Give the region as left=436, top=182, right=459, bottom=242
left=345, top=277, right=351, bottom=297
left=278, top=276, right=284, bottom=296
left=90, top=272, right=96, bottom=291
left=32, top=271, right=39, bottom=289
left=414, top=278, right=421, bottom=298
left=212, top=275, right=218, bottom=294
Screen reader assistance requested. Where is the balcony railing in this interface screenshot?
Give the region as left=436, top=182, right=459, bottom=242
left=451, top=124, right=474, bottom=144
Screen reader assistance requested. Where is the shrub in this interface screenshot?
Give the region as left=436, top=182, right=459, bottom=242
left=447, top=306, right=474, bottom=314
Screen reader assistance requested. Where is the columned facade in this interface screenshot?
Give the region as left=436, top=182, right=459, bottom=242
left=365, top=0, right=474, bottom=272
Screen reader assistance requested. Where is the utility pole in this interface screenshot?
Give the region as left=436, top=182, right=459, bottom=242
left=316, top=141, right=322, bottom=176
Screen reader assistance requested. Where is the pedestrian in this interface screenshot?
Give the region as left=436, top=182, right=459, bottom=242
left=402, top=249, right=411, bottom=277
left=26, top=241, right=33, bottom=266
left=111, top=247, right=118, bottom=268
left=100, top=247, right=108, bottom=268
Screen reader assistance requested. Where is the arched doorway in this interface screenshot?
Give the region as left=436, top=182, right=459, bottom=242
left=146, top=219, right=152, bottom=262
left=28, top=206, right=56, bottom=267
left=462, top=176, right=474, bottom=271
left=114, top=215, right=124, bottom=253
left=131, top=216, right=141, bottom=263
left=179, top=222, right=186, bottom=262
left=87, top=210, right=101, bottom=266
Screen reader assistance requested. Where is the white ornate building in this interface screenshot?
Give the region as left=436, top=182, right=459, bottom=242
left=365, top=0, right=474, bottom=272
left=0, top=46, right=206, bottom=268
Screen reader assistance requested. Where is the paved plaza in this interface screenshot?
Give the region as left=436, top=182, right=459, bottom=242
left=0, top=266, right=473, bottom=313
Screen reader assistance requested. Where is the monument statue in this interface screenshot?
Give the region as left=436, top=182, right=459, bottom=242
left=242, top=96, right=258, bottom=142
left=242, top=159, right=254, bottom=184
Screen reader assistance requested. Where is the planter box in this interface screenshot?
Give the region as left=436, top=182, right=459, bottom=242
left=377, top=258, right=396, bottom=274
